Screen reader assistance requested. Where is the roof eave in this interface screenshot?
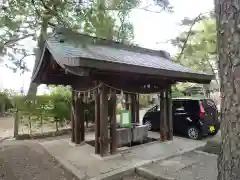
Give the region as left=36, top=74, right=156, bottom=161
left=76, top=58, right=213, bottom=84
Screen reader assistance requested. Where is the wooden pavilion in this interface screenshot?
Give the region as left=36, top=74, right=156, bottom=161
left=31, top=27, right=213, bottom=157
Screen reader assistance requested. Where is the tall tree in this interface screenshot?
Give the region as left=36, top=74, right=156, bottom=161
left=172, top=15, right=218, bottom=78
left=171, top=14, right=219, bottom=96
left=215, top=0, right=240, bottom=179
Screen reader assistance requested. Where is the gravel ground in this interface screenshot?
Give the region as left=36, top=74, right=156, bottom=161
left=0, top=141, right=78, bottom=180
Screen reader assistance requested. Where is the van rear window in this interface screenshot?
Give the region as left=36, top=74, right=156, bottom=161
left=184, top=100, right=200, bottom=113
left=173, top=100, right=199, bottom=113
left=201, top=99, right=217, bottom=109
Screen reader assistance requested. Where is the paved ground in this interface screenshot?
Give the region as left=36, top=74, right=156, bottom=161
left=138, top=150, right=218, bottom=180
left=135, top=132, right=221, bottom=180
left=198, top=131, right=221, bottom=155
left=0, top=141, right=78, bottom=180
left=39, top=132, right=205, bottom=180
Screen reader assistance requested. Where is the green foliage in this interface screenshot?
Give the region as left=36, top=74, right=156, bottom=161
left=0, top=0, right=135, bottom=72
left=172, top=14, right=218, bottom=81
left=12, top=94, right=71, bottom=131
left=172, top=83, right=206, bottom=98
left=0, top=90, right=14, bottom=116
left=171, top=85, right=185, bottom=98
left=139, top=95, right=149, bottom=108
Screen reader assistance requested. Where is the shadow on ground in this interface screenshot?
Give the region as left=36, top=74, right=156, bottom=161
left=197, top=139, right=220, bottom=155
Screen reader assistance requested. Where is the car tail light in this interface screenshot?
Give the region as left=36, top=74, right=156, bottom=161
left=199, top=103, right=205, bottom=118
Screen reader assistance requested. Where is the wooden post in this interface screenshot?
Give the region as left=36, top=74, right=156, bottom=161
left=161, top=90, right=168, bottom=141
left=14, top=109, right=19, bottom=138
left=135, top=94, right=140, bottom=123
left=109, top=89, right=117, bottom=154
left=71, top=90, right=75, bottom=143
left=159, top=92, right=166, bottom=141
left=75, top=93, right=81, bottom=144
left=130, top=94, right=136, bottom=123
left=167, top=86, right=173, bottom=140
left=95, top=88, right=100, bottom=154
left=99, top=84, right=109, bottom=156
left=165, top=90, right=169, bottom=140
left=125, top=94, right=130, bottom=110
left=80, top=94, right=85, bottom=143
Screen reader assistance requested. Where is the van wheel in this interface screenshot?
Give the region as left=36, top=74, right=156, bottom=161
left=187, top=126, right=202, bottom=140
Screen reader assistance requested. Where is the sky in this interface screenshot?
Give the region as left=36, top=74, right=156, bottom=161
left=0, top=0, right=214, bottom=94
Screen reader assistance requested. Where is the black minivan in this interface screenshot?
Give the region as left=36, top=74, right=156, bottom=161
left=142, top=97, right=220, bottom=140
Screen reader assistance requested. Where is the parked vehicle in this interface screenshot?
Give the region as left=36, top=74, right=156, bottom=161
left=142, top=97, right=220, bottom=140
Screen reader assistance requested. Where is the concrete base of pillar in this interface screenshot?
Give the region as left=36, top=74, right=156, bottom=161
left=69, top=141, right=85, bottom=147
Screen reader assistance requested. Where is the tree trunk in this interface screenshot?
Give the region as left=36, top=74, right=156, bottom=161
left=27, top=18, right=49, bottom=97
left=215, top=0, right=240, bottom=179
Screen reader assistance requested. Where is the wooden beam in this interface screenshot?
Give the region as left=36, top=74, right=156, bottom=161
left=96, top=77, right=172, bottom=94
left=99, top=83, right=109, bottom=156
left=167, top=86, right=173, bottom=140
left=71, top=90, right=75, bottom=143
left=94, top=87, right=100, bottom=154
left=109, top=89, right=117, bottom=154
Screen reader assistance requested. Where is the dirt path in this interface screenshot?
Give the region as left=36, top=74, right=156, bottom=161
left=0, top=141, right=78, bottom=180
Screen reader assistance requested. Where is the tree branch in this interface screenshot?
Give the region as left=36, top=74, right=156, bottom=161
left=19, top=53, right=35, bottom=63
left=72, top=1, right=170, bottom=13
left=4, top=34, right=35, bottom=47
left=176, top=13, right=202, bottom=63
left=48, top=22, right=57, bottom=27
left=31, top=0, right=42, bottom=18
left=39, top=0, right=52, bottom=11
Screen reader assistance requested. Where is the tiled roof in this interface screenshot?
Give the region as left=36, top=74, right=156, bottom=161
left=46, top=37, right=203, bottom=75
left=34, top=27, right=213, bottom=84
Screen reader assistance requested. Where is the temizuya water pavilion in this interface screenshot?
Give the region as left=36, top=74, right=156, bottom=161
left=31, top=27, right=213, bottom=157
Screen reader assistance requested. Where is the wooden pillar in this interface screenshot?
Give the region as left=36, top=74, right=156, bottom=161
left=109, top=89, right=117, bottom=154
left=71, top=90, right=75, bottom=143
left=161, top=90, right=168, bottom=141
left=130, top=94, right=136, bottom=123
left=95, top=88, right=100, bottom=154
left=167, top=86, right=173, bottom=140
left=159, top=91, right=166, bottom=141
left=135, top=94, right=140, bottom=123
left=80, top=94, right=85, bottom=143
left=75, top=93, right=84, bottom=144
left=125, top=94, right=130, bottom=110
left=99, top=84, right=109, bottom=156
left=165, top=90, right=169, bottom=140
